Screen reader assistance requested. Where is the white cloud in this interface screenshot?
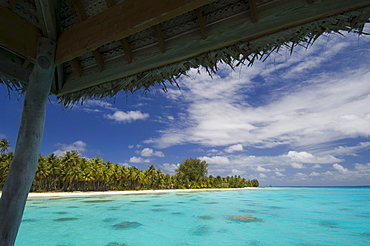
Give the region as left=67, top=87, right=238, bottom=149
left=259, top=173, right=267, bottom=178
left=129, top=156, right=150, bottom=163
left=199, top=156, right=230, bottom=165
left=225, top=144, right=243, bottom=153
left=73, top=100, right=150, bottom=124
left=319, top=142, right=370, bottom=157
left=286, top=151, right=342, bottom=164
left=119, top=162, right=130, bottom=167
left=53, top=140, right=87, bottom=156
left=229, top=169, right=246, bottom=176
left=255, top=166, right=271, bottom=172
left=309, top=172, right=321, bottom=177
left=291, top=163, right=305, bottom=169
left=275, top=172, right=285, bottom=177
left=140, top=148, right=164, bottom=157
left=105, top=110, right=149, bottom=123
left=294, top=172, right=308, bottom=181
left=332, top=163, right=349, bottom=173
left=160, top=163, right=179, bottom=175
left=208, top=149, right=219, bottom=153
left=354, top=163, right=370, bottom=173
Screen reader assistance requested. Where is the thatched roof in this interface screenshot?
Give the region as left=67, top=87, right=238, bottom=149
left=1, top=0, right=369, bottom=105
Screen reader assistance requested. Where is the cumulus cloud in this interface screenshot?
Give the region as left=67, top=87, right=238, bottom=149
left=129, top=156, right=151, bottom=163
left=105, top=110, right=149, bottom=123
left=160, top=163, right=179, bottom=175
left=309, top=172, right=321, bottom=177
left=73, top=99, right=150, bottom=124
left=53, top=140, right=87, bottom=156
left=229, top=169, right=246, bottom=176
left=199, top=156, right=230, bottom=165
left=255, top=166, right=271, bottom=172
left=291, top=163, right=306, bottom=169
left=294, top=172, right=308, bottom=181
left=332, top=163, right=349, bottom=173
left=225, top=144, right=243, bottom=153
left=259, top=173, right=267, bottom=178
left=140, top=148, right=164, bottom=157
left=287, top=151, right=342, bottom=164
left=275, top=172, right=285, bottom=177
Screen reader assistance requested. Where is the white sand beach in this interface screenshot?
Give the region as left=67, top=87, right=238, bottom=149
left=9, top=187, right=260, bottom=198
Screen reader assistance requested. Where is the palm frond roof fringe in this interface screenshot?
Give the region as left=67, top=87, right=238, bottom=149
left=0, top=0, right=369, bottom=106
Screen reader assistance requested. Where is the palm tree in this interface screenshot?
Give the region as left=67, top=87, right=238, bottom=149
left=47, top=153, right=62, bottom=190
left=0, top=139, right=11, bottom=154
left=33, top=155, right=51, bottom=191
left=0, top=152, right=13, bottom=188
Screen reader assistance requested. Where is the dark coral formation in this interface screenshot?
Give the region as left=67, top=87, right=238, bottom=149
left=113, top=221, right=142, bottom=229
left=228, top=215, right=260, bottom=222
left=54, top=217, right=79, bottom=221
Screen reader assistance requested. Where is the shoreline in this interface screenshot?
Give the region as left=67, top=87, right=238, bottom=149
left=18, top=187, right=260, bottom=198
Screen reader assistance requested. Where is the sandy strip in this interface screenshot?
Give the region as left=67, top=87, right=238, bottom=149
left=8, top=187, right=260, bottom=198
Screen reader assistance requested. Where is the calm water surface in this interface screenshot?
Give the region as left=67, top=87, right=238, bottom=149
left=16, top=187, right=370, bottom=245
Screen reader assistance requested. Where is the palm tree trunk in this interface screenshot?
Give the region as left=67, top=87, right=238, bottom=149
left=0, top=38, right=56, bottom=246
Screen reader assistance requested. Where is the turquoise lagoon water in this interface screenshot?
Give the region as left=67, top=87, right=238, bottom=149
left=16, top=187, right=370, bottom=246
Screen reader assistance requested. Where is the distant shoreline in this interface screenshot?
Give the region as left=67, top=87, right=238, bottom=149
left=21, top=187, right=260, bottom=198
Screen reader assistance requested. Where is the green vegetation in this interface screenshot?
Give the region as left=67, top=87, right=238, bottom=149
left=0, top=139, right=259, bottom=192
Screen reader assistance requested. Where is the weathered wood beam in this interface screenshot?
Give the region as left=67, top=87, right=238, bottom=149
left=72, top=0, right=87, bottom=21
left=22, top=58, right=32, bottom=68
left=120, top=38, right=133, bottom=64
left=196, top=8, right=207, bottom=39
left=7, top=0, right=18, bottom=10
left=0, top=48, right=33, bottom=83
left=56, top=0, right=217, bottom=65
left=0, top=6, right=42, bottom=61
left=108, top=0, right=132, bottom=64
left=249, top=0, right=258, bottom=23
left=57, top=0, right=370, bottom=96
left=153, top=24, right=166, bottom=53
left=70, top=59, right=83, bottom=77
left=92, top=49, right=104, bottom=72
left=71, top=0, right=106, bottom=73
left=105, top=0, right=115, bottom=8
left=35, top=0, right=58, bottom=40
left=0, top=37, right=56, bottom=246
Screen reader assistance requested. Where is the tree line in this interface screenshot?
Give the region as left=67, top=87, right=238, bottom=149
left=0, top=139, right=259, bottom=192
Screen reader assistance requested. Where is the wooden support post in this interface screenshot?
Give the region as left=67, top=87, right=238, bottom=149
left=70, top=58, right=83, bottom=77
left=22, top=58, right=32, bottom=68
left=92, top=49, right=104, bottom=72
left=0, top=37, right=56, bottom=246
left=72, top=0, right=87, bottom=21
left=249, top=0, right=258, bottom=23
left=120, top=38, right=132, bottom=64
left=196, top=8, right=207, bottom=39
left=153, top=24, right=166, bottom=53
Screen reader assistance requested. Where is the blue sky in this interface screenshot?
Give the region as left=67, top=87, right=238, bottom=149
left=1, top=28, right=370, bottom=186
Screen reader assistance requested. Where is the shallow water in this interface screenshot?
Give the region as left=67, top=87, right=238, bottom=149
left=16, top=187, right=370, bottom=245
